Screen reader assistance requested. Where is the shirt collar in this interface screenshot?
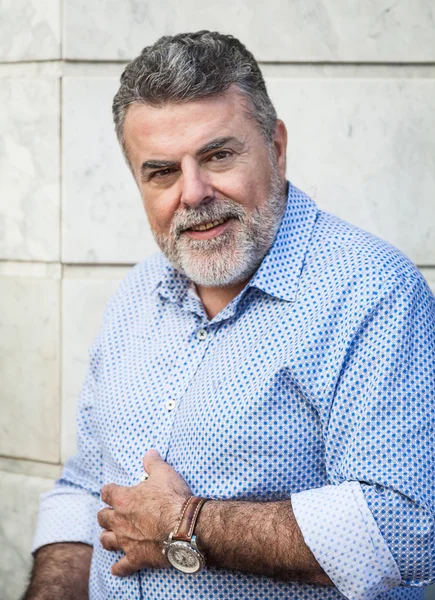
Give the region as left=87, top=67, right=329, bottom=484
left=155, top=181, right=318, bottom=306
left=154, top=261, right=189, bottom=305
left=248, top=182, right=318, bottom=302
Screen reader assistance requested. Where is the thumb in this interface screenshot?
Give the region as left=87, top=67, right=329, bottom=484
left=143, top=449, right=163, bottom=474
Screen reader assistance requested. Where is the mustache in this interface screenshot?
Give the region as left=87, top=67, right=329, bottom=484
left=171, top=199, right=246, bottom=239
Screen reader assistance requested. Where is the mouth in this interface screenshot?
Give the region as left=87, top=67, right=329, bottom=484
left=182, top=217, right=234, bottom=240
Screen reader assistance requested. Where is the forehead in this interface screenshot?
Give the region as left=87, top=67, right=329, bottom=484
left=123, top=90, right=259, bottom=162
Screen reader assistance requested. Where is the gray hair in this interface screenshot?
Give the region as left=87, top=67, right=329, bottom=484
left=112, top=30, right=277, bottom=159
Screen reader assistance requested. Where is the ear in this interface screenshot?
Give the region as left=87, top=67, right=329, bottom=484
left=273, top=119, right=287, bottom=179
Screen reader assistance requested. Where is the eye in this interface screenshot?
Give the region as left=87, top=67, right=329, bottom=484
left=150, top=168, right=175, bottom=180
left=210, top=150, right=232, bottom=161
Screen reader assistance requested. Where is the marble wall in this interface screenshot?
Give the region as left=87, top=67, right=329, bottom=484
left=1, top=2, right=434, bottom=598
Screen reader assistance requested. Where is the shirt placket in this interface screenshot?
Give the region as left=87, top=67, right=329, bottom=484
left=157, top=316, right=213, bottom=459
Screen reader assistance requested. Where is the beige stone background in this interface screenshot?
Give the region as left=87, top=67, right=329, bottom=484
left=0, top=1, right=435, bottom=598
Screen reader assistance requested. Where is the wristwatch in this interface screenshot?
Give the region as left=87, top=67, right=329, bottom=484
left=163, top=496, right=208, bottom=574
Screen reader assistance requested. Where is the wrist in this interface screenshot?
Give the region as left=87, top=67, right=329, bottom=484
left=194, top=498, right=217, bottom=554
left=163, top=495, right=210, bottom=573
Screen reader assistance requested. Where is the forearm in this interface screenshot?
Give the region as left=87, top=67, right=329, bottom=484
left=22, top=542, right=93, bottom=600
left=196, top=499, right=333, bottom=585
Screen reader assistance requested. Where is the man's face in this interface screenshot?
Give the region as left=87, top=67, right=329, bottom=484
left=123, top=88, right=287, bottom=287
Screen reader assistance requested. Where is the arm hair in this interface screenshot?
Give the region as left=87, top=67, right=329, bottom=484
left=21, top=542, right=93, bottom=600
left=196, top=499, right=333, bottom=585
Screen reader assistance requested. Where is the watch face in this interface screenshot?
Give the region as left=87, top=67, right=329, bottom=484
left=166, top=541, right=203, bottom=574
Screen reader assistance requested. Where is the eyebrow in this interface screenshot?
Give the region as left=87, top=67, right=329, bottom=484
left=140, top=136, right=243, bottom=179
left=140, top=159, right=178, bottom=179
left=196, top=136, right=242, bottom=155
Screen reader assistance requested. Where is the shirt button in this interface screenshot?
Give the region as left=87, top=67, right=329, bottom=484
left=197, top=328, right=208, bottom=341
left=166, top=399, right=176, bottom=411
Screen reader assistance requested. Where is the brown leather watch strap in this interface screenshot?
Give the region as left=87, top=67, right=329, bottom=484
left=171, top=496, right=207, bottom=542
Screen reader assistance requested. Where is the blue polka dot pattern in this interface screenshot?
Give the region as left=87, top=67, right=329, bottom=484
left=33, top=183, right=435, bottom=599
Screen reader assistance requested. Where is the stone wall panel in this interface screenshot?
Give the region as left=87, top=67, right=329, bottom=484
left=0, top=0, right=61, bottom=62
left=64, top=0, right=435, bottom=63
left=268, top=78, right=435, bottom=265
left=62, top=77, right=157, bottom=264
left=0, top=276, right=60, bottom=462
left=0, top=78, right=60, bottom=261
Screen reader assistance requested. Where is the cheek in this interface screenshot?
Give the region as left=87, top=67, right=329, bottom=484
left=217, top=178, right=252, bottom=209
left=227, top=183, right=266, bottom=213
left=142, top=195, right=176, bottom=234
left=221, top=165, right=271, bottom=210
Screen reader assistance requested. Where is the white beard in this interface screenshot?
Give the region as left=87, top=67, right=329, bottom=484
left=152, top=166, right=287, bottom=287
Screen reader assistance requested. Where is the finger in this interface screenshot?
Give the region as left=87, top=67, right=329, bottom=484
left=100, top=530, right=119, bottom=552
left=97, top=507, right=116, bottom=530
left=111, top=555, right=137, bottom=577
left=142, top=449, right=163, bottom=475
left=101, top=483, right=125, bottom=506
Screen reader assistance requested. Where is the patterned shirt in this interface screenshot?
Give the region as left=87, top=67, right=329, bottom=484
left=33, top=183, right=435, bottom=599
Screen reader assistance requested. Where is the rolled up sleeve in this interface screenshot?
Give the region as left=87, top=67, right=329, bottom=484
left=32, top=336, right=104, bottom=554
left=293, top=267, right=435, bottom=598
left=32, top=486, right=99, bottom=552
left=292, top=482, right=401, bottom=599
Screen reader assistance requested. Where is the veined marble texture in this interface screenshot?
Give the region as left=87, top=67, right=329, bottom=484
left=0, top=471, right=54, bottom=600
left=0, top=0, right=61, bottom=62
left=61, top=275, right=128, bottom=461
left=62, top=77, right=158, bottom=264
left=0, top=276, right=60, bottom=462
left=63, top=0, right=435, bottom=62
left=0, top=78, right=60, bottom=261
left=267, top=78, right=435, bottom=265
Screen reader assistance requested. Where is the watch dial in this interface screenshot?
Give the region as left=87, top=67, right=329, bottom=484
left=167, top=542, right=202, bottom=573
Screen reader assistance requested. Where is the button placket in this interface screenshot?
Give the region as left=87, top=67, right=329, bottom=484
left=161, top=323, right=212, bottom=454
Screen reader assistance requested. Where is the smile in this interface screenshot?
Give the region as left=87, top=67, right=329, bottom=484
left=183, top=218, right=233, bottom=240
left=188, top=218, right=227, bottom=232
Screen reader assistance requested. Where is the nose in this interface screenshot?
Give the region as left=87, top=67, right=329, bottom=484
left=180, top=161, right=214, bottom=208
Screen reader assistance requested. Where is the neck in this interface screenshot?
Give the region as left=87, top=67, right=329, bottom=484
left=195, top=280, right=249, bottom=319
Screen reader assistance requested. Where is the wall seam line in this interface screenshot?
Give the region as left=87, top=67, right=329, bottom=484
left=58, top=0, right=64, bottom=461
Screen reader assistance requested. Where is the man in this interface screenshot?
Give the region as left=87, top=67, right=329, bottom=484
left=25, top=31, right=435, bottom=599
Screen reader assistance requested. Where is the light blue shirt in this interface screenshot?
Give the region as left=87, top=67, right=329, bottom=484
left=33, top=183, right=435, bottom=599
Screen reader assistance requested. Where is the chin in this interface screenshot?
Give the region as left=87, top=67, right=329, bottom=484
left=178, top=252, right=261, bottom=288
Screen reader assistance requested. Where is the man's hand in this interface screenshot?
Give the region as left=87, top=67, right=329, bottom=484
left=98, top=449, right=191, bottom=577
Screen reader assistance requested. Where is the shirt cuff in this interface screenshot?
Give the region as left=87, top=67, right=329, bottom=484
left=291, top=481, right=401, bottom=600
left=32, top=485, right=99, bottom=554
